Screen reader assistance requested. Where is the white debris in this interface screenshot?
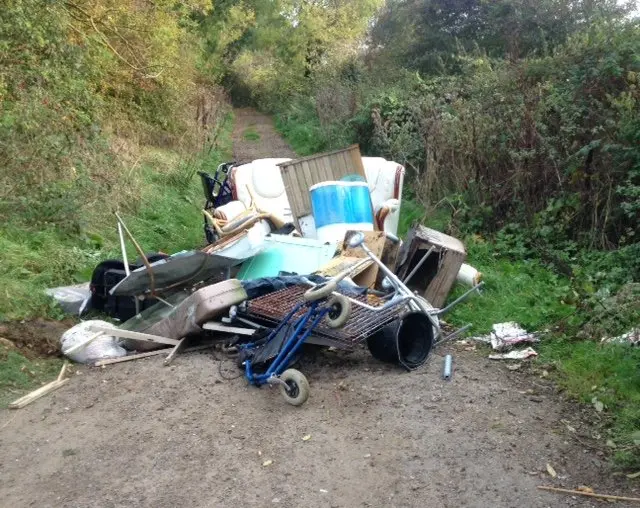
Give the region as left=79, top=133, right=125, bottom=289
left=469, top=322, right=539, bottom=351
left=601, top=328, right=639, bottom=347
left=489, top=347, right=538, bottom=360
left=60, top=320, right=126, bottom=364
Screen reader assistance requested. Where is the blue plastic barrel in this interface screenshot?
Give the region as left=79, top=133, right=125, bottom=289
left=310, top=181, right=374, bottom=243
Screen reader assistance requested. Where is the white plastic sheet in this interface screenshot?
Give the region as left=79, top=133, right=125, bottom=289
left=61, top=320, right=127, bottom=364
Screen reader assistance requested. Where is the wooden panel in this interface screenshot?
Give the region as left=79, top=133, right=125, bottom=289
left=278, top=145, right=367, bottom=227
left=424, top=250, right=466, bottom=308
left=341, top=231, right=387, bottom=289
left=395, top=225, right=467, bottom=308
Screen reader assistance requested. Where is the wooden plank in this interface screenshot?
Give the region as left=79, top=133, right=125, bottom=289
left=342, top=231, right=387, bottom=288
left=93, top=344, right=216, bottom=367
left=57, top=361, right=68, bottom=382
left=309, top=158, right=321, bottom=186
left=424, top=249, right=466, bottom=308
left=163, top=336, right=188, bottom=366
left=9, top=379, right=70, bottom=409
left=87, top=326, right=179, bottom=346
left=314, top=256, right=373, bottom=278
left=300, top=161, right=313, bottom=214
left=340, top=151, right=350, bottom=175
left=202, top=322, right=256, bottom=336
left=63, top=331, right=105, bottom=356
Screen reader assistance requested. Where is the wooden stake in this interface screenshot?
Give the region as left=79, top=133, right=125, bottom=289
left=538, top=486, right=640, bottom=503
left=163, top=336, right=188, bottom=366
left=9, top=379, right=70, bottom=409
left=57, top=361, right=68, bottom=382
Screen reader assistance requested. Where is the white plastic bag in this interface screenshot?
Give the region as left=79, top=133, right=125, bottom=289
left=60, top=320, right=127, bottom=364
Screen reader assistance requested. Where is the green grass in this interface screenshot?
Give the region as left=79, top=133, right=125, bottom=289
left=540, top=339, right=640, bottom=468
left=0, top=113, right=234, bottom=404
left=0, top=350, right=64, bottom=407
left=0, top=117, right=234, bottom=322
left=440, top=235, right=640, bottom=469
left=275, top=100, right=354, bottom=156
left=242, top=125, right=260, bottom=141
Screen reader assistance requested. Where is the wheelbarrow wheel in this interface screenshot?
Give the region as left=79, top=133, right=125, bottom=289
left=325, top=295, right=351, bottom=329
left=303, top=280, right=337, bottom=302
left=279, top=369, right=310, bottom=406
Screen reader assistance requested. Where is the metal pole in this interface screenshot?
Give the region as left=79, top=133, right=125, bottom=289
left=435, top=282, right=484, bottom=316
left=118, top=221, right=140, bottom=315
left=117, top=223, right=130, bottom=277
left=403, top=246, right=435, bottom=285
left=442, top=354, right=453, bottom=380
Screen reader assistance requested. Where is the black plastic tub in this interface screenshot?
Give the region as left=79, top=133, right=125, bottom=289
left=366, top=312, right=434, bottom=370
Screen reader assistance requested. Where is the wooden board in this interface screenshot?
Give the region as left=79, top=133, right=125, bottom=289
left=9, top=379, right=70, bottom=409
left=341, top=231, right=388, bottom=288
left=278, top=145, right=367, bottom=230
left=163, top=336, right=188, bottom=366
left=395, top=225, right=467, bottom=308
left=87, top=326, right=179, bottom=346
left=202, top=322, right=256, bottom=336
left=93, top=344, right=216, bottom=367
left=314, top=256, right=373, bottom=278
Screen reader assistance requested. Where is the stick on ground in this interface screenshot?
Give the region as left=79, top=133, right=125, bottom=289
left=538, top=486, right=640, bottom=503
left=9, top=379, right=70, bottom=409
left=57, top=361, right=68, bottom=382
left=164, top=336, right=188, bottom=366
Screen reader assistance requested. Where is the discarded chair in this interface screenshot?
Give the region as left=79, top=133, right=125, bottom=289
left=199, top=162, right=236, bottom=244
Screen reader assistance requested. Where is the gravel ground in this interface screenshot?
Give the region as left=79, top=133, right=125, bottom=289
left=1, top=345, right=636, bottom=507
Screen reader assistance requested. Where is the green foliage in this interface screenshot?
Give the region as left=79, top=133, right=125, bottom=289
left=200, top=0, right=383, bottom=110
left=370, top=0, right=633, bottom=73
left=275, top=96, right=354, bottom=156
left=446, top=239, right=576, bottom=335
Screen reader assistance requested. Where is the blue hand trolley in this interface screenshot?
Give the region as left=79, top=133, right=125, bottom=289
left=238, top=281, right=351, bottom=406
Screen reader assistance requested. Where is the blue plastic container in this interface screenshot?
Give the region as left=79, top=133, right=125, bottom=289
left=310, top=181, right=374, bottom=243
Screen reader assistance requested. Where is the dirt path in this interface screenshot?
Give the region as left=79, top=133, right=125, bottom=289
left=1, top=111, right=637, bottom=507
left=232, top=108, right=296, bottom=161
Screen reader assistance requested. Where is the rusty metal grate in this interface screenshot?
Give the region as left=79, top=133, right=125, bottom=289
left=244, top=285, right=408, bottom=347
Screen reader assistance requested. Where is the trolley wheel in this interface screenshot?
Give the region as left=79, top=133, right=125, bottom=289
left=303, top=281, right=337, bottom=302
left=279, top=369, right=310, bottom=406
left=325, top=295, right=351, bottom=329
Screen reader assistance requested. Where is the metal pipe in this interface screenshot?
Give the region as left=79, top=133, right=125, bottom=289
left=117, top=223, right=130, bottom=277
left=436, top=323, right=472, bottom=346
left=442, top=354, right=453, bottom=380
left=118, top=221, right=139, bottom=314
left=435, top=282, right=485, bottom=316
left=403, top=246, right=435, bottom=285
left=115, top=212, right=155, bottom=295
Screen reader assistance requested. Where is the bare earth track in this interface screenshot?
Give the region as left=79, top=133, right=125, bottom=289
left=1, top=110, right=637, bottom=507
